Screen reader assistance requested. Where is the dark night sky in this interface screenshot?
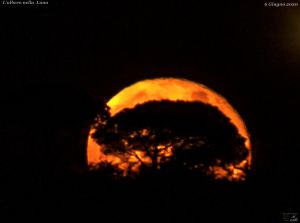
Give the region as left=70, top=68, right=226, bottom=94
left=0, top=0, right=299, bottom=217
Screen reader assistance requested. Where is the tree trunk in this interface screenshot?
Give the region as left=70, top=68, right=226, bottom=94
left=152, top=145, right=158, bottom=171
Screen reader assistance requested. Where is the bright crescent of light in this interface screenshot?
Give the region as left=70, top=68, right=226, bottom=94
left=87, top=77, right=251, bottom=167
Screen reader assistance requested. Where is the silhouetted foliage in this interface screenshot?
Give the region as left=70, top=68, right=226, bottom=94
left=89, top=161, right=124, bottom=179
left=92, top=100, right=248, bottom=176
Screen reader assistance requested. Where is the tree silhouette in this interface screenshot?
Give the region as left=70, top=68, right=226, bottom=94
left=92, top=100, right=248, bottom=177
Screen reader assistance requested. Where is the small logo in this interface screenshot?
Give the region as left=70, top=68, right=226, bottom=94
left=282, top=213, right=298, bottom=222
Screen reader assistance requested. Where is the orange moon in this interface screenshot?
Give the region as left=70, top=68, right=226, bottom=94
left=87, top=77, right=251, bottom=174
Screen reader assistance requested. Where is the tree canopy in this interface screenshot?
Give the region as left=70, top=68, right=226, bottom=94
left=92, top=100, right=248, bottom=177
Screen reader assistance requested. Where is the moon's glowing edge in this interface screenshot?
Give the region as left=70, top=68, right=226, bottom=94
left=87, top=77, right=251, bottom=180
